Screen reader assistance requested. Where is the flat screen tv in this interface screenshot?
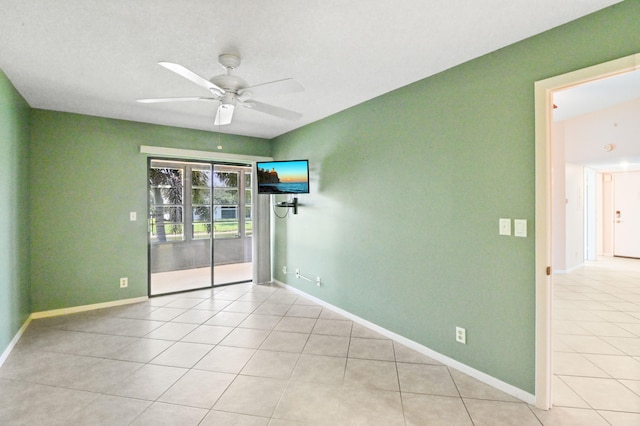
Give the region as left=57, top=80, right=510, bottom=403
left=256, top=160, right=310, bottom=194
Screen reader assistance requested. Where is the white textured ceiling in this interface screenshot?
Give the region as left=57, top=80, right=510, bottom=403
left=554, top=69, right=640, bottom=123
left=0, top=0, right=621, bottom=139
left=556, top=70, right=640, bottom=173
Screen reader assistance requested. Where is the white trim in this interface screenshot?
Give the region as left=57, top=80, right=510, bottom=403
left=534, top=52, right=640, bottom=410
left=2, top=297, right=149, bottom=368
left=553, top=263, right=584, bottom=275
left=0, top=316, right=33, bottom=368
left=140, top=145, right=273, bottom=163
left=252, top=165, right=272, bottom=285
left=30, top=296, right=149, bottom=319
left=274, top=280, right=536, bottom=405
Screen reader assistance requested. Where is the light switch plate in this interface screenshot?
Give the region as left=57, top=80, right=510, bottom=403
left=499, top=218, right=511, bottom=236
left=130, top=212, right=137, bottom=221
left=514, top=219, right=527, bottom=237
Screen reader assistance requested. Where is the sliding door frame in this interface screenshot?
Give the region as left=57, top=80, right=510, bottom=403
left=142, top=146, right=274, bottom=296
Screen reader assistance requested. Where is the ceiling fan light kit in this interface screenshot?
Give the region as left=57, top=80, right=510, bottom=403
left=215, top=103, right=235, bottom=126
left=137, top=53, right=304, bottom=126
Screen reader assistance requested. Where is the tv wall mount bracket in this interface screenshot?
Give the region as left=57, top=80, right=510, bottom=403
left=276, top=197, right=298, bottom=214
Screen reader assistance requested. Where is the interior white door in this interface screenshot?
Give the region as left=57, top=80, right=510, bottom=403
left=613, top=172, right=640, bottom=258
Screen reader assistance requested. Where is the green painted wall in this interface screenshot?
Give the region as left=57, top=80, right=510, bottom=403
left=29, top=111, right=269, bottom=312
left=271, top=1, right=640, bottom=394
left=0, top=70, right=31, bottom=354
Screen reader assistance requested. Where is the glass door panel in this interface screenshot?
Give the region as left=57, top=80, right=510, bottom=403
left=149, top=160, right=213, bottom=295
left=191, top=165, right=212, bottom=241
left=213, top=164, right=253, bottom=285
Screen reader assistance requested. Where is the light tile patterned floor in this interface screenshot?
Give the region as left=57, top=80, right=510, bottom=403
left=551, top=256, right=640, bottom=425
left=0, top=256, right=638, bottom=425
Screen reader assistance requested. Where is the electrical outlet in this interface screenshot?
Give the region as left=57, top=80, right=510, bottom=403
left=316, top=276, right=321, bottom=287
left=119, top=277, right=128, bottom=288
left=456, top=326, right=466, bottom=344
left=295, top=269, right=300, bottom=279
left=282, top=266, right=287, bottom=274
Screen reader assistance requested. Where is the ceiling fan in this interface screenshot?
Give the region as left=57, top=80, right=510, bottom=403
left=137, top=53, right=303, bottom=125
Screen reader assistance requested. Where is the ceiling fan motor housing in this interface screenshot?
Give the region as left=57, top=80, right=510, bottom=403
left=210, top=74, right=249, bottom=93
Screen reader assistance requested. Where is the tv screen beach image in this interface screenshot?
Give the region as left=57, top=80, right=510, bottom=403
left=257, top=160, right=309, bottom=194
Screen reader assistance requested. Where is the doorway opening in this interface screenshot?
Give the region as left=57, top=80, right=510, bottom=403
left=148, top=158, right=253, bottom=296
left=535, top=52, right=640, bottom=410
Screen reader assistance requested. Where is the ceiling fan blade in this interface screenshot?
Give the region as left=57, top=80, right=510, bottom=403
left=158, top=62, right=225, bottom=95
left=137, top=97, right=216, bottom=103
left=214, top=104, right=235, bottom=125
left=242, top=100, right=302, bottom=121
left=240, top=78, right=304, bottom=98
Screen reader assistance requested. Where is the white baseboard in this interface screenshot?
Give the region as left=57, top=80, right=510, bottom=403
left=30, top=296, right=149, bottom=319
left=1, top=296, right=149, bottom=368
left=553, top=263, right=584, bottom=275
left=0, top=316, right=32, bottom=369
left=274, top=280, right=536, bottom=406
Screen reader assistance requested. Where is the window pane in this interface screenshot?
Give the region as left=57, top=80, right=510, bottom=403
left=152, top=206, right=183, bottom=223
left=193, top=206, right=211, bottom=222
left=213, top=205, right=238, bottom=239
left=214, top=221, right=239, bottom=239
left=192, top=223, right=211, bottom=239
left=149, top=166, right=185, bottom=242
left=150, top=186, right=183, bottom=206
left=214, top=205, right=235, bottom=219
left=219, top=206, right=237, bottom=220
left=214, top=171, right=238, bottom=188
left=192, top=188, right=211, bottom=204
left=192, top=168, right=210, bottom=186
left=214, top=188, right=238, bottom=205
left=150, top=168, right=183, bottom=205
left=193, top=205, right=211, bottom=239
left=150, top=206, right=183, bottom=242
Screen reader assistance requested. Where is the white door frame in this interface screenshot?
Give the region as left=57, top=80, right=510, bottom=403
left=534, top=52, right=640, bottom=410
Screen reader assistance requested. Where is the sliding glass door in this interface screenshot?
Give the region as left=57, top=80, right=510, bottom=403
left=148, top=159, right=252, bottom=295
left=212, top=164, right=253, bottom=285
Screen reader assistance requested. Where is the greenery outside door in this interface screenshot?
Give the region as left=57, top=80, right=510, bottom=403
left=148, top=159, right=252, bottom=295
